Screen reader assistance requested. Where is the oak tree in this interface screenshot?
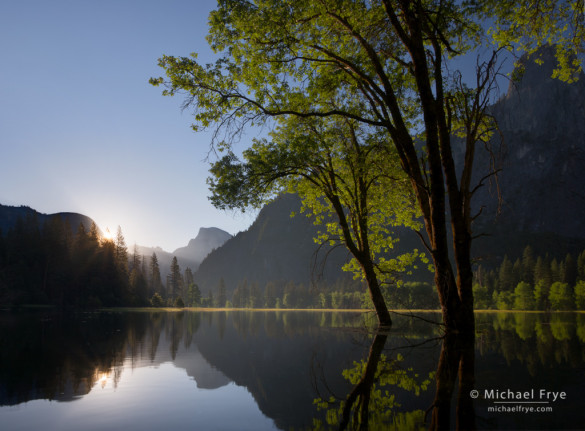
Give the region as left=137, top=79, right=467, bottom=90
left=150, top=0, right=581, bottom=331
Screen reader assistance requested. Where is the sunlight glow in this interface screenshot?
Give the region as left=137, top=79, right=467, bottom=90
left=95, top=371, right=110, bottom=389
left=102, top=227, right=114, bottom=242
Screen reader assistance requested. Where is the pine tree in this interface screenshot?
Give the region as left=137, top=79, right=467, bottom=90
left=217, top=278, right=227, bottom=308
left=264, top=281, right=277, bottom=308
left=577, top=250, right=585, bottom=281
left=129, top=266, right=148, bottom=305
left=534, top=256, right=552, bottom=288
left=88, top=222, right=100, bottom=244
left=563, top=253, right=577, bottom=287
left=169, top=256, right=182, bottom=300
left=550, top=259, right=561, bottom=283
left=149, top=253, right=162, bottom=296
left=498, top=256, right=515, bottom=292
left=184, top=267, right=194, bottom=287
left=234, top=280, right=249, bottom=308
left=115, top=226, right=128, bottom=274
left=131, top=244, right=141, bottom=273
left=512, top=259, right=522, bottom=288
left=192, top=284, right=202, bottom=306
left=141, top=255, right=147, bottom=278
left=250, top=282, right=263, bottom=308
left=521, top=246, right=535, bottom=284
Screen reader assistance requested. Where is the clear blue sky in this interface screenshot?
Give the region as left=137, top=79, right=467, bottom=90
left=0, top=0, right=257, bottom=251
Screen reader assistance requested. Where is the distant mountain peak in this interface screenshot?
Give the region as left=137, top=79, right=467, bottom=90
left=173, top=227, right=232, bottom=267
left=186, top=227, right=232, bottom=248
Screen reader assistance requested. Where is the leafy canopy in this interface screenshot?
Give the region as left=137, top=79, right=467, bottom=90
left=208, top=112, right=424, bottom=286
left=471, top=0, right=585, bottom=82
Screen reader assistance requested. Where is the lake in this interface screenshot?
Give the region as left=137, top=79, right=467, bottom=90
left=1, top=310, right=584, bottom=430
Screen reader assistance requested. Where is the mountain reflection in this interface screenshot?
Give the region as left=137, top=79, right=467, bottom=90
left=1, top=311, right=584, bottom=430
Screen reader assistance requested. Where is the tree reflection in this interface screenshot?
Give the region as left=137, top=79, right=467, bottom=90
left=476, top=312, right=585, bottom=373
left=314, top=329, right=435, bottom=430
left=427, top=333, right=475, bottom=431
left=3, top=311, right=585, bottom=429
left=0, top=311, right=140, bottom=405
left=314, top=327, right=477, bottom=431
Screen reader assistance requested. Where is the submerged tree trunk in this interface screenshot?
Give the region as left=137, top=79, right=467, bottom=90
left=432, top=244, right=476, bottom=334
left=361, top=260, right=392, bottom=327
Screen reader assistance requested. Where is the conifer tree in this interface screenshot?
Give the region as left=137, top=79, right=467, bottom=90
left=141, top=255, right=147, bottom=278
left=512, top=259, right=522, bottom=287
left=563, top=253, right=577, bottom=287
left=191, top=283, right=202, bottom=307
left=88, top=222, right=100, bottom=244
left=534, top=256, right=552, bottom=288
left=250, top=282, right=263, bottom=308
left=129, top=265, right=148, bottom=305
left=115, top=226, right=128, bottom=274
left=551, top=259, right=561, bottom=283
left=499, top=256, right=515, bottom=293
left=578, top=251, right=585, bottom=281
left=150, top=253, right=162, bottom=296
left=169, top=256, right=182, bottom=300
left=184, top=267, right=194, bottom=287
left=521, top=246, right=535, bottom=285
left=217, top=278, right=227, bottom=308
left=131, top=244, right=141, bottom=273
left=264, top=282, right=277, bottom=308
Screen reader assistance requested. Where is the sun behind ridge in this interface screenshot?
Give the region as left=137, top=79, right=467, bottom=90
left=102, top=227, right=114, bottom=242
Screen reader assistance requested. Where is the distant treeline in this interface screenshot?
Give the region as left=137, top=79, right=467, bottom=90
left=0, top=212, right=438, bottom=310
left=473, top=246, right=585, bottom=310
left=189, top=278, right=440, bottom=310
left=0, top=213, right=147, bottom=307
left=2, top=214, right=585, bottom=311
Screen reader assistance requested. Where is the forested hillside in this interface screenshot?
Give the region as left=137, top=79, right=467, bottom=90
left=0, top=214, right=135, bottom=307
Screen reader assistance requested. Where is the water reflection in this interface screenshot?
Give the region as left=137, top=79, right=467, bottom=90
left=427, top=333, right=475, bottom=431
left=1, top=311, right=584, bottom=430
left=313, top=330, right=433, bottom=430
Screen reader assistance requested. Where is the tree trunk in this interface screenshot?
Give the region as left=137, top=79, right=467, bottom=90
left=362, top=260, right=392, bottom=328
left=328, top=195, right=392, bottom=328
left=433, top=247, right=476, bottom=334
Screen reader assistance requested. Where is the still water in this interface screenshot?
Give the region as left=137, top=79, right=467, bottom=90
left=1, top=310, right=584, bottom=430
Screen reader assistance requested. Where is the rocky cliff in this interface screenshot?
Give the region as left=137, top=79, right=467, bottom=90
left=477, top=47, right=585, bottom=238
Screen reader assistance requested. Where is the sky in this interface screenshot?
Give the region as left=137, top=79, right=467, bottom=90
left=0, top=0, right=258, bottom=251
